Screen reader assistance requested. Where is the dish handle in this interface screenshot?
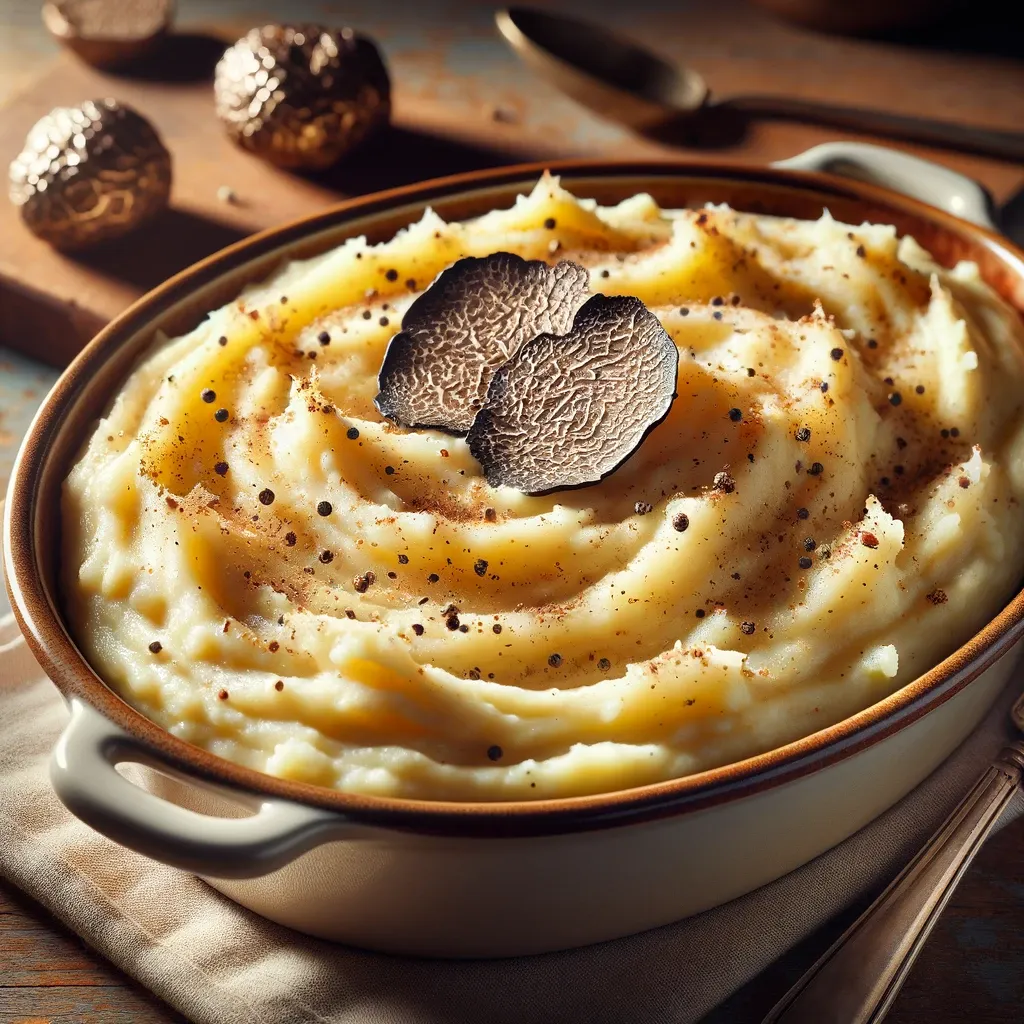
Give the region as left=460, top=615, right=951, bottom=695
left=771, top=142, right=997, bottom=230
left=51, top=698, right=354, bottom=878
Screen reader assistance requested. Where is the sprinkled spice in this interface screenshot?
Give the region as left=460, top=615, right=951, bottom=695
left=959, top=476, right=971, bottom=488
left=428, top=573, right=440, bottom=583
left=317, top=501, right=332, bottom=517
left=148, top=640, right=162, bottom=653
left=275, top=680, right=284, bottom=691
left=484, top=507, right=497, bottom=522
left=803, top=537, right=816, bottom=551
left=487, top=745, right=503, bottom=761
left=346, top=427, right=360, bottom=440
left=713, top=471, right=735, bottom=493
left=711, top=296, right=724, bottom=306
left=268, top=641, right=279, bottom=652
left=379, top=316, right=390, bottom=327
left=385, top=465, right=395, bottom=475
left=218, top=689, right=229, bottom=700
left=218, top=335, right=228, bottom=346
left=807, top=462, right=824, bottom=476
left=214, top=462, right=229, bottom=476
left=820, top=382, right=829, bottom=393
left=795, top=427, right=811, bottom=442
left=927, top=589, right=948, bottom=605
left=345, top=609, right=356, bottom=619
left=695, top=609, right=706, bottom=619
left=412, top=623, right=425, bottom=636
left=713, top=311, right=724, bottom=321
left=679, top=307, right=690, bottom=316
left=856, top=244, right=866, bottom=257
left=353, top=571, right=376, bottom=592
left=474, top=559, right=489, bottom=577
left=459, top=624, right=469, bottom=633
left=284, top=532, right=296, bottom=546
left=548, top=653, right=563, bottom=668
left=672, top=512, right=690, bottom=532
left=897, top=437, right=908, bottom=449
left=446, top=614, right=461, bottom=631
left=867, top=338, right=878, bottom=349
left=740, top=621, right=755, bottom=635
left=894, top=465, right=904, bottom=476
left=385, top=268, right=399, bottom=282
left=398, top=554, right=409, bottom=564
left=215, top=408, right=229, bottom=422
left=319, top=550, right=334, bottom=564
left=798, top=556, right=813, bottom=569
left=362, top=310, right=372, bottom=320
left=258, top=488, right=275, bottom=506
left=598, top=658, right=611, bottom=670
left=861, top=532, right=880, bottom=549
left=950, top=427, right=960, bottom=437
left=889, top=392, right=902, bottom=406
left=915, top=385, right=925, bottom=395
left=387, top=571, right=397, bottom=579
left=635, top=501, right=653, bottom=515
left=201, top=388, right=216, bottom=403
left=543, top=217, right=557, bottom=229
left=747, top=367, right=755, bottom=376
left=728, top=408, right=742, bottom=422
left=830, top=348, right=844, bottom=361
left=797, top=507, right=809, bottom=519
left=492, top=623, right=502, bottom=634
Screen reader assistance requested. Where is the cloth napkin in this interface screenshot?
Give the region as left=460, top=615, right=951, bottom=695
left=2, top=541, right=1022, bottom=1024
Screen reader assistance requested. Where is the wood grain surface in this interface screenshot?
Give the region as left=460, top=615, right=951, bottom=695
left=1, top=1, right=1022, bottom=1021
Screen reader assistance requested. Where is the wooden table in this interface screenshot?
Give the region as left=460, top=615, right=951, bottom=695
left=1, top=1, right=1023, bottom=1020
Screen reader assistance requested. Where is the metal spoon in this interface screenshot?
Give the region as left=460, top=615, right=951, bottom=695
left=495, top=7, right=1024, bottom=162
left=762, top=689, right=1024, bottom=1022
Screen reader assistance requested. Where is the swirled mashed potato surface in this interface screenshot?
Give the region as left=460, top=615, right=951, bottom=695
left=63, top=176, right=1024, bottom=800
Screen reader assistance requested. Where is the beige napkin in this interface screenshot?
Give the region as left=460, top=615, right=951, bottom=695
left=2, top=544, right=1022, bottom=1024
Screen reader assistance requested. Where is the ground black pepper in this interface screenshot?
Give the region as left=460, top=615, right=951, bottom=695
left=385, top=268, right=399, bottom=282
left=446, top=614, right=461, bottom=631
left=487, top=745, right=503, bottom=761
left=319, top=550, right=334, bottom=564
left=728, top=408, right=742, bottom=422
left=492, top=623, right=502, bottom=634
left=803, top=537, right=816, bottom=551
left=258, top=488, right=275, bottom=506
left=284, top=531, right=296, bottom=546
left=830, top=348, right=844, bottom=361
left=318, top=331, right=330, bottom=345
left=695, top=609, right=706, bottom=618
left=795, top=427, right=811, bottom=442
left=317, top=501, right=332, bottom=516
left=218, top=336, right=228, bottom=346
left=740, top=621, right=755, bottom=635
left=148, top=640, right=162, bottom=653
left=548, top=653, right=563, bottom=667
left=915, top=385, right=925, bottom=395
left=672, top=512, right=690, bottom=532
left=214, top=462, right=229, bottom=476
left=889, top=392, right=902, bottom=406
left=215, top=408, right=229, bottom=423
left=201, top=388, right=216, bottom=403
left=353, top=571, right=375, bottom=592
left=474, top=559, right=489, bottom=577
left=807, top=462, right=824, bottom=476
left=428, top=573, right=439, bottom=583
left=797, top=507, right=809, bottom=519
left=798, top=556, right=812, bottom=569
left=412, top=623, right=425, bottom=636
left=598, top=658, right=611, bottom=670
left=275, top=680, right=284, bottom=691
left=544, top=217, right=556, bottom=229
left=398, top=554, right=409, bottom=564
left=385, top=465, right=395, bottom=475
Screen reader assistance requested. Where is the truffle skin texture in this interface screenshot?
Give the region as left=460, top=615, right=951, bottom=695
left=8, top=98, right=171, bottom=251
left=375, top=253, right=590, bottom=434
left=467, top=294, right=679, bottom=494
left=214, top=24, right=391, bottom=170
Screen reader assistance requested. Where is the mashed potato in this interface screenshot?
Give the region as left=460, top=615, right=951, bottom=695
left=62, top=176, right=1024, bottom=801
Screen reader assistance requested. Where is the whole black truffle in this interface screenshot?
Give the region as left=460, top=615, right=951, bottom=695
left=8, top=98, right=172, bottom=251
left=214, top=24, right=391, bottom=170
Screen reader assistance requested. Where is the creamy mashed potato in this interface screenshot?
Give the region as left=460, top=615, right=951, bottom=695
left=62, top=176, right=1024, bottom=801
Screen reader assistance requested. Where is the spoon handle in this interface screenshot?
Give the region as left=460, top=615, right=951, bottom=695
left=722, top=96, right=1024, bottom=163
left=761, top=742, right=1024, bottom=1024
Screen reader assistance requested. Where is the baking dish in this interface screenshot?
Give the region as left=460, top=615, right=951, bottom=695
left=6, top=143, right=1024, bottom=956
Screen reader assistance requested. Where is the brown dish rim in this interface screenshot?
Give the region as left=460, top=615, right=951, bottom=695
left=6, top=157, right=1024, bottom=839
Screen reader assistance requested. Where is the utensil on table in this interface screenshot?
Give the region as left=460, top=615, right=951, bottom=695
left=762, top=689, right=1024, bottom=1023
left=495, top=7, right=1024, bottom=163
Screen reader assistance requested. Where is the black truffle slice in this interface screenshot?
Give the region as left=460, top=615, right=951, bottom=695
left=466, top=295, right=678, bottom=493
left=374, top=252, right=589, bottom=434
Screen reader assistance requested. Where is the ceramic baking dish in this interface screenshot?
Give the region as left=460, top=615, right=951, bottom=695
left=6, top=143, right=1024, bottom=957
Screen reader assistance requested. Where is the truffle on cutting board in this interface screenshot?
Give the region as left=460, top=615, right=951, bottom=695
left=214, top=24, right=391, bottom=171
left=8, top=98, right=172, bottom=251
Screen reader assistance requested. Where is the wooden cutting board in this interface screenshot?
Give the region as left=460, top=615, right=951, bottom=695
left=0, top=44, right=657, bottom=368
